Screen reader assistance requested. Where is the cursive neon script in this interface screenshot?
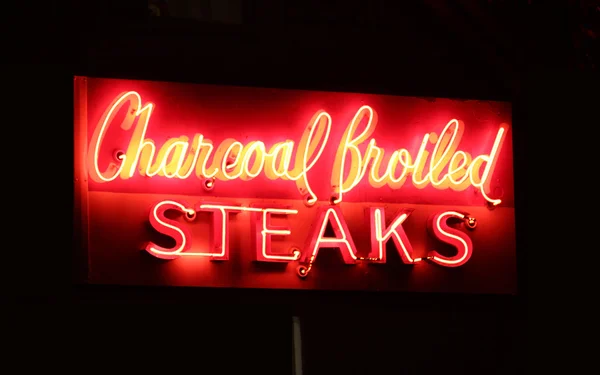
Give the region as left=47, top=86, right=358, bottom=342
left=88, top=91, right=508, bottom=205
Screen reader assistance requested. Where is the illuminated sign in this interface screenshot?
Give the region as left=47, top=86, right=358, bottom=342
left=74, top=76, right=517, bottom=293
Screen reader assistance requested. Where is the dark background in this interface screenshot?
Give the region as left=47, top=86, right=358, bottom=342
left=7, top=0, right=599, bottom=373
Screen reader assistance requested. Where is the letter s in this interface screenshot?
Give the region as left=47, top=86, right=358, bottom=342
left=427, top=210, right=473, bottom=267
left=145, top=200, right=194, bottom=260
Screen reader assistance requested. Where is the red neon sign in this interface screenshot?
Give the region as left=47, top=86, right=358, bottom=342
left=75, top=77, right=517, bottom=293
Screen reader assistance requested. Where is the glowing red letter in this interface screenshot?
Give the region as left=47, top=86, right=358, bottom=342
left=145, top=200, right=194, bottom=260
left=367, top=207, right=418, bottom=264
left=427, top=210, right=473, bottom=267
left=298, top=206, right=357, bottom=277
left=88, top=91, right=153, bottom=183
left=194, top=203, right=244, bottom=261
left=252, top=207, right=300, bottom=262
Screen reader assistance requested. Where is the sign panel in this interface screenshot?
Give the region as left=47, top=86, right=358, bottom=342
left=74, top=76, right=516, bottom=294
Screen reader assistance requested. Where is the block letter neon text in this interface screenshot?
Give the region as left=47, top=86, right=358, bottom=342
left=145, top=200, right=194, bottom=260
left=252, top=207, right=301, bottom=262
left=367, top=207, right=418, bottom=264
left=427, top=210, right=473, bottom=267
left=297, top=206, right=358, bottom=277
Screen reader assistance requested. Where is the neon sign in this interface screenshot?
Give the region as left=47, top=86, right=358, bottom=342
left=75, top=77, right=517, bottom=292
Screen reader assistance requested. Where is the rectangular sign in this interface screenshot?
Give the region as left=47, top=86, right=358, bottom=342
left=74, top=76, right=517, bottom=294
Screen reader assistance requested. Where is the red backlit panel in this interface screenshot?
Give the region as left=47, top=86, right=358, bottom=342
left=74, top=76, right=517, bottom=294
